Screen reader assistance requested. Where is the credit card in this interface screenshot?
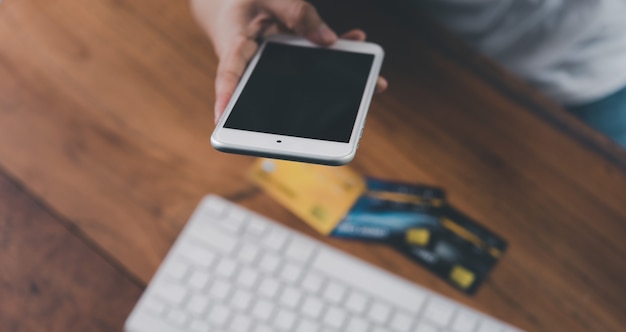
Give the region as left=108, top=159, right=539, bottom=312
left=250, top=161, right=507, bottom=295
left=331, top=178, right=445, bottom=241
left=395, top=206, right=507, bottom=294
left=249, top=158, right=365, bottom=234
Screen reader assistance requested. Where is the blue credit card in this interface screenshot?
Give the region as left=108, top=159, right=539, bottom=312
left=330, top=178, right=444, bottom=241
left=330, top=177, right=507, bottom=295
left=396, top=206, right=507, bottom=295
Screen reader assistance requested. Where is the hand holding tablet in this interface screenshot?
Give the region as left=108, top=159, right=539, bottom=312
left=211, top=35, right=385, bottom=165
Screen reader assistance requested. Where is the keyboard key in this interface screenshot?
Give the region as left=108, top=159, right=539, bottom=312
left=301, top=273, right=324, bottom=293
left=452, top=310, right=479, bottom=332
left=345, top=316, right=370, bottom=332
left=178, top=243, right=216, bottom=268
left=253, top=326, right=273, bottom=332
left=189, top=319, right=210, bottom=332
left=322, top=281, right=346, bottom=304
left=204, top=196, right=226, bottom=216
left=263, top=228, right=288, bottom=251
left=219, top=219, right=244, bottom=234
left=295, top=319, right=320, bottom=332
left=323, top=306, right=347, bottom=329
left=165, top=260, right=189, bottom=280
left=231, top=289, right=254, bottom=311
left=285, top=237, right=315, bottom=263
left=166, top=309, right=188, bottom=326
left=246, top=217, right=268, bottom=235
left=237, top=267, right=260, bottom=288
left=209, top=280, right=231, bottom=300
left=274, top=309, right=297, bottom=330
left=477, top=319, right=503, bottom=332
left=251, top=299, right=275, bottom=321
left=186, top=294, right=210, bottom=315
left=215, top=259, right=238, bottom=278
left=230, top=315, right=253, bottom=332
left=190, top=225, right=236, bottom=254
left=502, top=327, right=524, bottom=332
left=258, top=277, right=281, bottom=299
left=391, top=311, right=414, bottom=332
left=345, top=292, right=368, bottom=314
left=188, top=270, right=211, bottom=290
left=301, top=297, right=324, bottom=319
left=142, top=297, right=166, bottom=315
left=219, top=209, right=246, bottom=233
left=237, top=244, right=259, bottom=263
left=208, top=306, right=231, bottom=326
left=280, top=263, right=303, bottom=284
left=312, top=248, right=427, bottom=313
left=414, top=322, right=438, bottom=332
left=423, top=297, right=456, bottom=326
left=152, top=281, right=187, bottom=305
left=179, top=243, right=215, bottom=268
left=259, top=253, right=281, bottom=273
left=227, top=208, right=247, bottom=224
left=369, top=302, right=392, bottom=324
left=279, top=286, right=303, bottom=308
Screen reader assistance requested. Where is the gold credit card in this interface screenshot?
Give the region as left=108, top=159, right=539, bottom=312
left=249, top=158, right=366, bottom=234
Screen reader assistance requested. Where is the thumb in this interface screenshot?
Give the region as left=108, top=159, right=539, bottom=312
left=262, top=0, right=337, bottom=45
left=214, top=37, right=259, bottom=123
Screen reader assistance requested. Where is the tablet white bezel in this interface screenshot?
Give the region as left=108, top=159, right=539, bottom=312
left=211, top=34, right=384, bottom=165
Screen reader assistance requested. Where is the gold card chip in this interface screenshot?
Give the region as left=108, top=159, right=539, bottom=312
left=406, top=228, right=430, bottom=246
left=450, top=265, right=476, bottom=289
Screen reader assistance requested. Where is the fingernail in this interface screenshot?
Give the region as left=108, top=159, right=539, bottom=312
left=318, top=24, right=337, bottom=44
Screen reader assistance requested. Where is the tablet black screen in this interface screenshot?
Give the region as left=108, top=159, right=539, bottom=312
left=224, top=42, right=374, bottom=143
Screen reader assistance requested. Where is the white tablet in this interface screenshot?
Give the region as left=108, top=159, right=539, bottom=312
left=211, top=35, right=384, bottom=166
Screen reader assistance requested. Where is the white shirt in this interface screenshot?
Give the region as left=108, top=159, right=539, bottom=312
left=416, top=0, right=626, bottom=105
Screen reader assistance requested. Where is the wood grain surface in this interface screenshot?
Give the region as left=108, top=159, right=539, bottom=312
left=0, top=171, right=142, bottom=331
left=0, top=0, right=625, bottom=331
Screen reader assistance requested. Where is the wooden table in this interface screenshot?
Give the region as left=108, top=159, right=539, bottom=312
left=1, top=0, right=625, bottom=331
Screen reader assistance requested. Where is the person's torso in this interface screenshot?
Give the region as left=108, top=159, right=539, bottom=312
left=415, top=0, right=626, bottom=104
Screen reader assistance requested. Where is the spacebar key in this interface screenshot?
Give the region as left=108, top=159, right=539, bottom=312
left=312, top=248, right=427, bottom=314
left=188, top=223, right=236, bottom=253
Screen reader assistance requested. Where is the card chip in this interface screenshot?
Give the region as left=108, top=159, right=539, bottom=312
left=406, top=228, right=430, bottom=246
left=311, top=205, right=328, bottom=221
left=489, top=247, right=502, bottom=258
left=430, top=198, right=444, bottom=207
left=450, top=265, right=475, bottom=289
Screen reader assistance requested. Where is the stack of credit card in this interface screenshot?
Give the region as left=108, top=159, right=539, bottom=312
left=250, top=159, right=507, bottom=294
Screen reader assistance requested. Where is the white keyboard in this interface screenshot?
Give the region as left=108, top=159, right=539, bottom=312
left=126, top=195, right=521, bottom=332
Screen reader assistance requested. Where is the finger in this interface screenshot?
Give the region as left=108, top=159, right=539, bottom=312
left=214, top=37, right=259, bottom=123
left=376, top=76, right=388, bottom=93
left=337, top=30, right=386, bottom=93
left=259, top=23, right=283, bottom=39
left=340, top=29, right=366, bottom=41
left=262, top=0, right=337, bottom=45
